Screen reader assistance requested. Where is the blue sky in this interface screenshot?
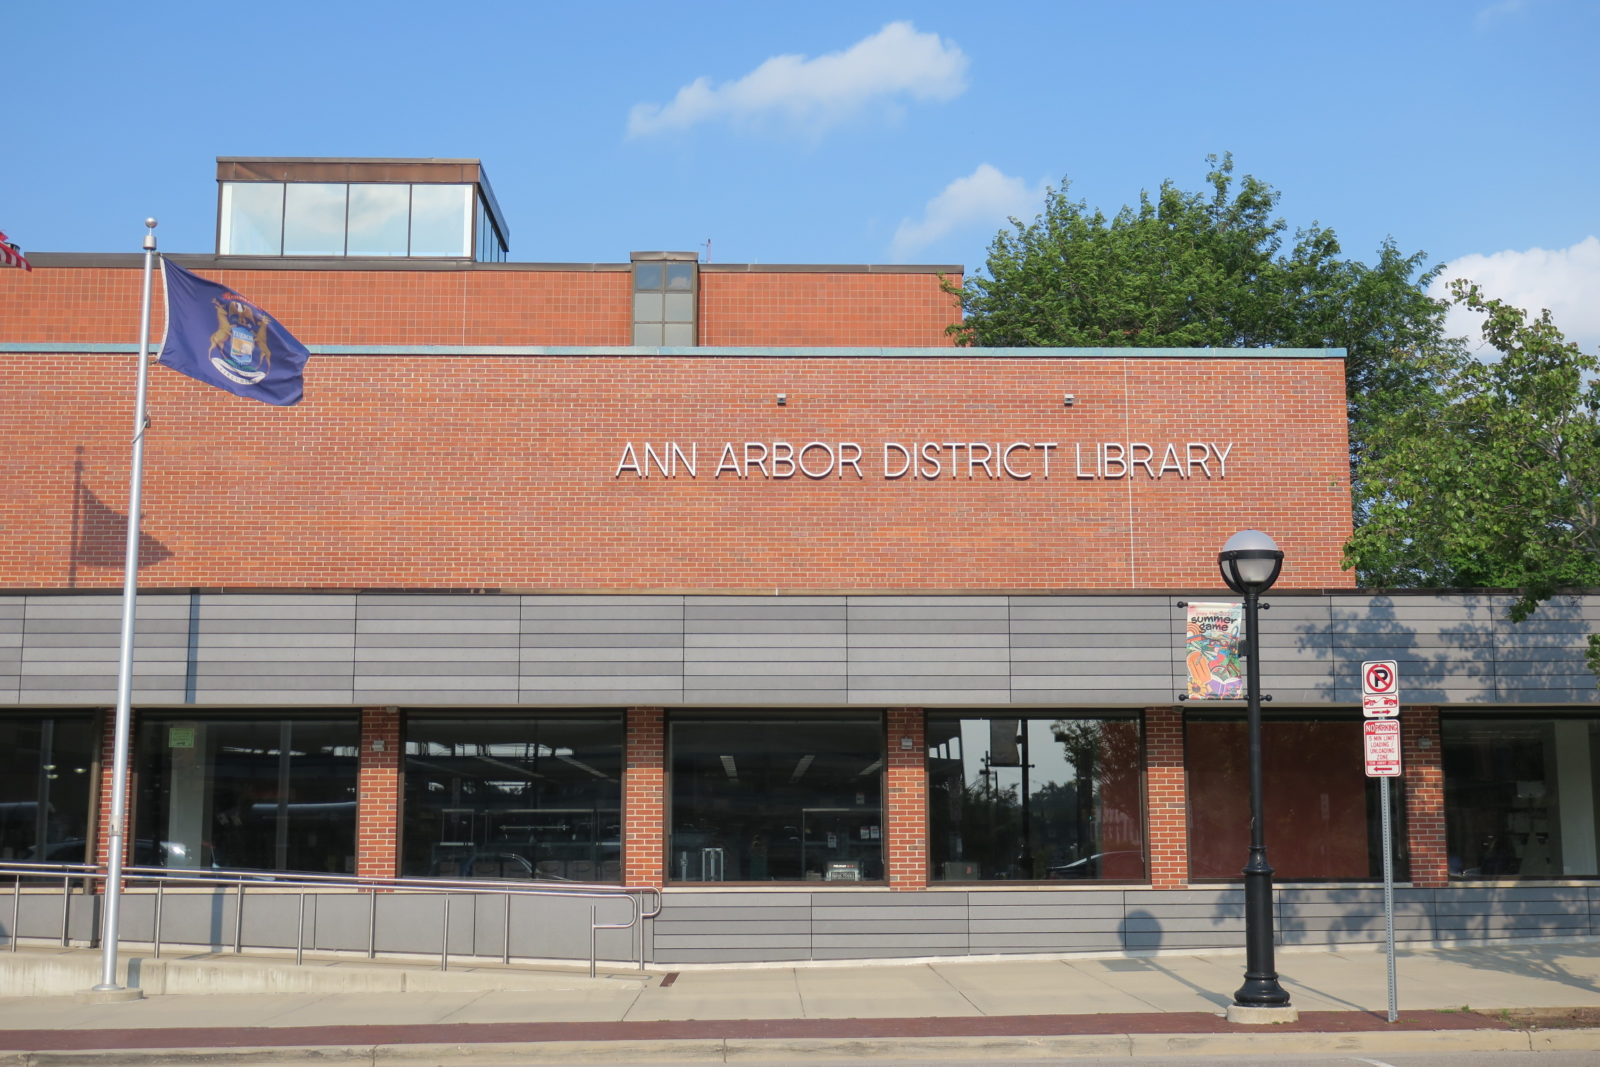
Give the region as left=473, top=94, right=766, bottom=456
left=5, top=0, right=1597, bottom=348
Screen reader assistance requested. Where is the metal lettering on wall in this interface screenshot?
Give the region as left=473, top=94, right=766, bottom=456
left=614, top=440, right=1234, bottom=481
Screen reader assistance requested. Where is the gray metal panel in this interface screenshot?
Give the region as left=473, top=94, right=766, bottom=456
left=0, top=600, right=18, bottom=704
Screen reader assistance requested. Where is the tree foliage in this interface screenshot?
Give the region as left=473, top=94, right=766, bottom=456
left=1347, top=283, right=1600, bottom=664
left=946, top=154, right=1447, bottom=425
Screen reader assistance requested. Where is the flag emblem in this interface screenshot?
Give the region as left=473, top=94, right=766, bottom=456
left=158, top=260, right=309, bottom=405
left=210, top=296, right=274, bottom=385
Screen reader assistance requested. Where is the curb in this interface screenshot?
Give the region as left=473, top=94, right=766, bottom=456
left=6, top=1028, right=1600, bottom=1065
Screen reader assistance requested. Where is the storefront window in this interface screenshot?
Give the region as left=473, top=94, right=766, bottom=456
left=404, top=714, right=623, bottom=882
left=670, top=716, right=883, bottom=883
left=1444, top=716, right=1600, bottom=878
left=1187, top=714, right=1407, bottom=880
left=135, top=715, right=358, bottom=874
left=927, top=714, right=1144, bottom=881
left=0, top=714, right=96, bottom=864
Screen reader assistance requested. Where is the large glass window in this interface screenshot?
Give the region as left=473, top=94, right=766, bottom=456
left=1187, top=714, right=1407, bottom=880
left=135, top=715, right=358, bottom=874
left=218, top=182, right=284, bottom=257
left=404, top=714, right=623, bottom=882
left=282, top=183, right=348, bottom=256
left=0, top=714, right=96, bottom=864
left=219, top=181, right=493, bottom=258
left=928, top=714, right=1144, bottom=881
left=670, top=716, right=883, bottom=883
left=346, top=183, right=411, bottom=256
left=1444, top=715, right=1600, bottom=878
left=409, top=184, right=473, bottom=257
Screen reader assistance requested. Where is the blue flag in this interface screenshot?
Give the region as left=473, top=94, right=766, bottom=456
left=157, top=260, right=310, bottom=406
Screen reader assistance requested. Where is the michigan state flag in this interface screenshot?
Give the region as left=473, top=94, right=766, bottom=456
left=157, top=260, right=309, bottom=406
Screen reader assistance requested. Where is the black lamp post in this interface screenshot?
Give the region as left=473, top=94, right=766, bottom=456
left=1217, top=529, right=1291, bottom=1010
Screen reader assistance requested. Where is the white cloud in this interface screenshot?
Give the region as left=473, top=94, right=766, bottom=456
left=626, top=22, right=968, bottom=138
left=1430, top=236, right=1600, bottom=354
left=890, top=164, right=1046, bottom=263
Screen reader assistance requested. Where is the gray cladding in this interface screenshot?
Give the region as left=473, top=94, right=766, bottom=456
left=6, top=882, right=1600, bottom=966
left=4, top=590, right=1598, bottom=708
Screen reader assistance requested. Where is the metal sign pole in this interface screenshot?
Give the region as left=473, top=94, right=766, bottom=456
left=1380, top=774, right=1397, bottom=1023
left=1361, top=658, right=1401, bottom=1024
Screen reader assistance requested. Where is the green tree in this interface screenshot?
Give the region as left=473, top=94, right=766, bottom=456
left=1347, top=282, right=1600, bottom=666
left=946, top=154, right=1447, bottom=426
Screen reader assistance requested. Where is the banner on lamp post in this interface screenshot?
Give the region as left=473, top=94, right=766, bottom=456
left=1184, top=601, right=1243, bottom=700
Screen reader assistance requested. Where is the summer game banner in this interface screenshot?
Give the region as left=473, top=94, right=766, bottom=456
left=1186, top=602, right=1243, bottom=700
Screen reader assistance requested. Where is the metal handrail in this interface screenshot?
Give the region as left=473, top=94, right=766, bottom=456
left=2, top=861, right=661, bottom=976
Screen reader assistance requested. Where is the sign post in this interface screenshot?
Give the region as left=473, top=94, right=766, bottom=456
left=1362, top=660, right=1401, bottom=1022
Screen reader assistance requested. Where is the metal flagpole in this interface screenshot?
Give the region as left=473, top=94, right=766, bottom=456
left=94, top=218, right=158, bottom=992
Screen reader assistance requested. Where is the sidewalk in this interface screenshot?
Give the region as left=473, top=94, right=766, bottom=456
left=1, top=940, right=1598, bottom=1063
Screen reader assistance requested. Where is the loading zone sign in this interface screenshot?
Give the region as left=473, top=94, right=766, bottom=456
left=1364, top=720, right=1403, bottom=777
left=1362, top=659, right=1400, bottom=717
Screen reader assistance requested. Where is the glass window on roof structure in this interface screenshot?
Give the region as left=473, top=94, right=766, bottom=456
left=410, top=184, right=473, bottom=257
left=219, top=182, right=285, bottom=256
left=283, top=183, right=348, bottom=256
left=345, top=184, right=410, bottom=257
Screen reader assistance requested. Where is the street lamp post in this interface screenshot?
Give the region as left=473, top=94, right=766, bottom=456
left=1217, top=529, right=1292, bottom=1013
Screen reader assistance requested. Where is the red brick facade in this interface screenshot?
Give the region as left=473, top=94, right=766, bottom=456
left=885, top=708, right=928, bottom=890
left=1144, top=706, right=1190, bottom=888
left=356, top=707, right=402, bottom=878
left=2, top=357, right=1353, bottom=593
left=1402, top=705, right=1448, bottom=887
left=624, top=707, right=666, bottom=889
left=93, top=708, right=127, bottom=872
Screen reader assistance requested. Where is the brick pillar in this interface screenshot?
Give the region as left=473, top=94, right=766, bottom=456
left=356, top=707, right=402, bottom=879
left=624, top=707, right=665, bottom=889
left=1403, top=705, right=1448, bottom=887
left=94, top=707, right=132, bottom=871
left=885, top=708, right=927, bottom=890
left=1145, top=706, right=1190, bottom=889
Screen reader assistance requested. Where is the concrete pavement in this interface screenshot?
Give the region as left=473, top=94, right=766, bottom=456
left=0, top=939, right=1597, bottom=1062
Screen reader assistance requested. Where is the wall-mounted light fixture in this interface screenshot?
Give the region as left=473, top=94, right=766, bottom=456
left=1063, top=394, right=1076, bottom=407
left=777, top=393, right=787, bottom=406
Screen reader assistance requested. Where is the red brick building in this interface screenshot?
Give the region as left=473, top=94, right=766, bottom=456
left=2, top=159, right=1595, bottom=964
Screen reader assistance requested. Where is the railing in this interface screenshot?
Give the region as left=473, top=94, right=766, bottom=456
left=0, top=861, right=661, bottom=979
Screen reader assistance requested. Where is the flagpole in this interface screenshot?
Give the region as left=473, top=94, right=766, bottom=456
left=94, top=218, right=157, bottom=993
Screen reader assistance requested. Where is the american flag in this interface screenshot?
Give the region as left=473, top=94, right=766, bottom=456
left=0, top=231, right=32, bottom=271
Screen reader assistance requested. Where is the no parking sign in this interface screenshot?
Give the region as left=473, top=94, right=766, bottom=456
left=1362, top=658, right=1399, bottom=717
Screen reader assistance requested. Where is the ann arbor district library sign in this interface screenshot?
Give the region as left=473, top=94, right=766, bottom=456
left=614, top=439, right=1237, bottom=481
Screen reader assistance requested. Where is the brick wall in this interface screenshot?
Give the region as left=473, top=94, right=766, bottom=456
left=1, top=352, right=1353, bottom=592
left=0, top=262, right=958, bottom=348
left=885, top=708, right=928, bottom=890
left=699, top=270, right=960, bottom=347
left=1403, top=705, right=1448, bottom=887
left=356, top=707, right=402, bottom=878
left=624, top=707, right=665, bottom=889
left=94, top=707, right=128, bottom=871
left=1145, top=706, right=1189, bottom=888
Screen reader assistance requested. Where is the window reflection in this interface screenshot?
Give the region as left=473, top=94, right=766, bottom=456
left=1444, top=716, right=1600, bottom=878
left=219, top=181, right=496, bottom=259
left=283, top=183, right=348, bottom=256
left=403, top=715, right=623, bottom=882
left=346, top=184, right=410, bottom=257
left=0, top=715, right=96, bottom=864
left=928, top=714, right=1144, bottom=881
left=135, top=716, right=359, bottom=874
left=410, top=185, right=472, bottom=257
left=670, top=716, right=883, bottom=882
left=219, top=182, right=284, bottom=256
